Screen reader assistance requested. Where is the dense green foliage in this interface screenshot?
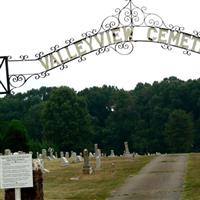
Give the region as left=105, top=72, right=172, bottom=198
left=0, top=77, right=199, bottom=154
left=3, top=120, right=29, bottom=152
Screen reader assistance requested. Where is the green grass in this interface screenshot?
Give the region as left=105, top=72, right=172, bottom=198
left=43, top=156, right=152, bottom=200
left=0, top=156, right=153, bottom=200
left=182, top=153, right=200, bottom=200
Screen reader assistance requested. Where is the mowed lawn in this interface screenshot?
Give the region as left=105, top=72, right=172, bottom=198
left=0, top=156, right=153, bottom=200
left=182, top=153, right=200, bottom=200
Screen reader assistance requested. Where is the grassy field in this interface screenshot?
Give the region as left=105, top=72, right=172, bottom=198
left=0, top=156, right=153, bottom=200
left=182, top=153, right=200, bottom=200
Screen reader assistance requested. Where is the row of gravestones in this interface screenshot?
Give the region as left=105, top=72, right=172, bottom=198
left=2, top=141, right=138, bottom=175
left=37, top=141, right=133, bottom=160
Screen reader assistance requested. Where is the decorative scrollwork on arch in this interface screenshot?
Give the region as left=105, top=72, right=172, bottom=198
left=111, top=41, right=134, bottom=55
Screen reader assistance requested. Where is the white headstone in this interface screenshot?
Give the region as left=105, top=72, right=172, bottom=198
left=77, top=155, right=84, bottom=162
left=60, top=151, right=64, bottom=158
left=94, top=144, right=98, bottom=157
left=69, top=152, right=78, bottom=163
left=95, top=149, right=101, bottom=170
left=109, top=150, right=115, bottom=157
left=61, top=157, right=69, bottom=167
left=65, top=152, right=69, bottom=158
left=124, top=141, right=131, bottom=157
left=42, top=149, right=47, bottom=159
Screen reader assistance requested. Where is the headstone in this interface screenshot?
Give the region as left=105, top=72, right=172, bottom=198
left=60, top=151, right=64, bottom=158
left=47, top=156, right=52, bottom=160
left=77, top=155, right=84, bottom=162
left=69, top=152, right=78, bottom=163
left=65, top=152, right=69, bottom=159
left=89, top=152, right=94, bottom=158
left=41, top=149, right=47, bottom=159
left=61, top=157, right=69, bottom=167
left=124, top=141, right=130, bottom=154
left=96, top=149, right=101, bottom=170
left=94, top=144, right=98, bottom=157
left=55, top=152, right=58, bottom=159
left=82, top=149, right=93, bottom=175
left=4, top=149, right=11, bottom=155
left=48, top=147, right=54, bottom=159
left=109, top=150, right=115, bottom=157
left=124, top=141, right=132, bottom=157
left=36, top=152, right=39, bottom=159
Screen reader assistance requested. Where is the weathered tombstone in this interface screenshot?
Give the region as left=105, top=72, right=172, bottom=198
left=94, top=144, right=98, bottom=157
left=77, top=155, right=83, bottom=162
left=89, top=152, right=94, bottom=158
left=60, top=151, right=64, bottom=158
left=96, top=149, right=101, bottom=170
left=65, top=152, right=69, bottom=159
left=82, top=149, right=93, bottom=175
left=61, top=157, right=69, bottom=167
left=4, top=149, right=11, bottom=155
left=124, top=141, right=130, bottom=155
left=47, top=156, right=52, bottom=161
left=41, top=149, right=47, bottom=159
left=36, top=152, right=39, bottom=159
left=109, top=150, right=115, bottom=157
left=55, top=152, right=58, bottom=159
left=69, top=152, right=78, bottom=163
left=48, top=147, right=54, bottom=159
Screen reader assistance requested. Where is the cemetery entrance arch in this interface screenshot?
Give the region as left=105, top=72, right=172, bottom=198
left=0, top=0, right=199, bottom=94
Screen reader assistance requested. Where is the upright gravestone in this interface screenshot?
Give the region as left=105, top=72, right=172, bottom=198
left=96, top=149, right=101, bottom=170
left=89, top=152, right=94, bottom=158
left=55, top=152, right=58, bottom=159
left=4, top=149, right=11, bottom=155
left=65, top=152, right=69, bottom=159
left=60, top=151, right=64, bottom=158
left=41, top=149, right=47, bottom=159
left=69, top=152, right=78, bottom=163
left=110, top=150, right=115, bottom=157
left=48, top=148, right=54, bottom=159
left=124, top=141, right=131, bottom=157
left=94, top=144, right=98, bottom=157
left=83, top=149, right=93, bottom=175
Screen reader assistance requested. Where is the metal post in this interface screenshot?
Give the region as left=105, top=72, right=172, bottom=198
left=15, top=188, right=21, bottom=200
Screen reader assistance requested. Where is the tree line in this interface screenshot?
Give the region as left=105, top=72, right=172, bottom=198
left=0, top=76, right=198, bottom=155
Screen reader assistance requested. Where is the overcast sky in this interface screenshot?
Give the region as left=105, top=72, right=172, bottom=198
left=0, top=0, right=200, bottom=94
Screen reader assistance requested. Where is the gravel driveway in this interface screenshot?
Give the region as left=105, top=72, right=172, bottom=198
left=107, top=154, right=188, bottom=200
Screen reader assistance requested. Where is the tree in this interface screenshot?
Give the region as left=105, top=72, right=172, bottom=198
left=164, top=109, right=194, bottom=153
left=3, top=120, right=29, bottom=152
left=42, top=86, right=93, bottom=152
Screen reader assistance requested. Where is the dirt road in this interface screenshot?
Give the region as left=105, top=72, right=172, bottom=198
left=107, top=154, right=188, bottom=200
